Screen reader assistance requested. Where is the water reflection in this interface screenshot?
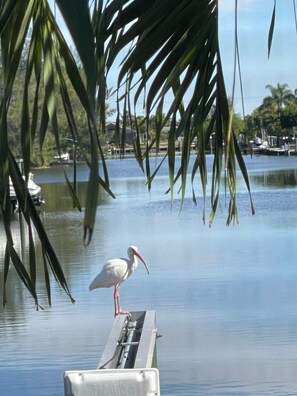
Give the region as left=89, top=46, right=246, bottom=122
left=250, top=168, right=297, bottom=189
left=41, top=181, right=112, bottom=212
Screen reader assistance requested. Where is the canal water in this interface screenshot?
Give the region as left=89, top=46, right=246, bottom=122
left=1, top=155, right=297, bottom=395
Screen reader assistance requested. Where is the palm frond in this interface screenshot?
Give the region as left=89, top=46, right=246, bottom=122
left=0, top=0, right=255, bottom=306
left=104, top=0, right=252, bottom=225
left=268, top=0, right=276, bottom=58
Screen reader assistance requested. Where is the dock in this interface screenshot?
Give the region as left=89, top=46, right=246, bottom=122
left=64, top=310, right=160, bottom=396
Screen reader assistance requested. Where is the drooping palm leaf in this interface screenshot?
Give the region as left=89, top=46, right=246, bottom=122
left=0, top=0, right=256, bottom=306
left=8, top=151, right=75, bottom=305
left=268, top=0, right=276, bottom=58
left=0, top=0, right=88, bottom=304
left=104, top=0, right=253, bottom=226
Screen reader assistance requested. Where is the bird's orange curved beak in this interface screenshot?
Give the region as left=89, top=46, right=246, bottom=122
left=135, top=250, right=149, bottom=274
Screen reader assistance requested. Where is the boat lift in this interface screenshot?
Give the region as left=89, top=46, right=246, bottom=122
left=64, top=310, right=160, bottom=396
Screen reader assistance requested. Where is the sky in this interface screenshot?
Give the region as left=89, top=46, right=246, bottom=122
left=219, top=0, right=297, bottom=115
left=51, top=1, right=297, bottom=117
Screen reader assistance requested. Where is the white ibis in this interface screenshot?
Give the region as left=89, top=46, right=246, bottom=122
left=89, top=246, right=149, bottom=316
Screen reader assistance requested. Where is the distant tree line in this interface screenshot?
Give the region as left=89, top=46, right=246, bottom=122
left=6, top=36, right=290, bottom=167
left=4, top=48, right=293, bottom=166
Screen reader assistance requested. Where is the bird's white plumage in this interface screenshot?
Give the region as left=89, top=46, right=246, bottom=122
left=89, top=258, right=131, bottom=289
left=89, top=246, right=149, bottom=316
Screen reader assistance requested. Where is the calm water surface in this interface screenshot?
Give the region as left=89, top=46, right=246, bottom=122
left=1, top=155, right=297, bottom=395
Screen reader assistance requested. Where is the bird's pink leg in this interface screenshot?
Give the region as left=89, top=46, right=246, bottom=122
left=113, top=286, right=130, bottom=316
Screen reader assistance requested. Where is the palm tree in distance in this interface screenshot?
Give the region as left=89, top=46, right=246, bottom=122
left=256, top=83, right=295, bottom=139
left=263, top=83, right=294, bottom=114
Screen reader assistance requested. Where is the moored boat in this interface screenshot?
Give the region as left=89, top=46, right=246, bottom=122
left=9, top=173, right=44, bottom=210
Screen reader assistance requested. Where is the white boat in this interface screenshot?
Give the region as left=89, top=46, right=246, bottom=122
left=10, top=173, right=44, bottom=209
left=50, top=152, right=73, bottom=166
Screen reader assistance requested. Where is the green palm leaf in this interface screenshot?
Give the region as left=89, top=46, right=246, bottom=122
left=0, top=0, right=256, bottom=306
left=268, top=0, right=276, bottom=58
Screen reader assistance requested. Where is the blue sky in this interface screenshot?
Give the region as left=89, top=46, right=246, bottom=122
left=52, top=1, right=297, bottom=116
left=219, top=1, right=297, bottom=115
